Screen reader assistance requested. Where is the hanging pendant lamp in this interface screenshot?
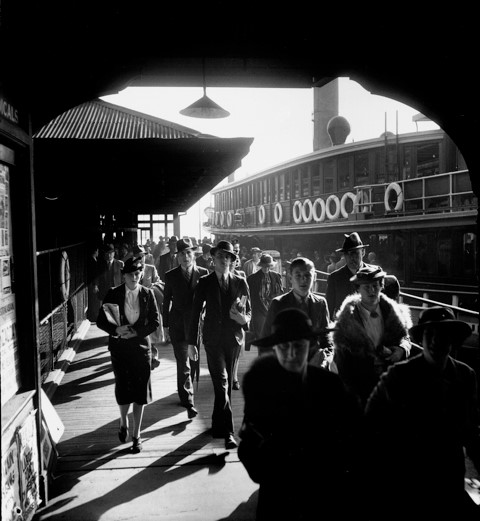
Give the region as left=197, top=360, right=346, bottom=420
left=179, top=60, right=230, bottom=119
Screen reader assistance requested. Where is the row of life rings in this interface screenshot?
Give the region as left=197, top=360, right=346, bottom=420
left=292, top=192, right=357, bottom=223
left=213, top=183, right=403, bottom=227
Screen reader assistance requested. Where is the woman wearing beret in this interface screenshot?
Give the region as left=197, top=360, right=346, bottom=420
left=97, top=257, right=160, bottom=453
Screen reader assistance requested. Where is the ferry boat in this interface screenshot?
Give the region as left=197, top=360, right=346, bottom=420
left=204, top=115, right=478, bottom=344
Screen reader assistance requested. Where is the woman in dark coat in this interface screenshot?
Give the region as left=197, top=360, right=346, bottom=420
left=97, top=257, right=160, bottom=453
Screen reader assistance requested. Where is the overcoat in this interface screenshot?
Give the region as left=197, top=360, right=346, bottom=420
left=333, top=292, right=411, bottom=406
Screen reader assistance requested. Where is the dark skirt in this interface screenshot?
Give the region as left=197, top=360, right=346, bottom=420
left=109, top=339, right=152, bottom=405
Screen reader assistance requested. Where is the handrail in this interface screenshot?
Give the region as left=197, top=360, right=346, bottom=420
left=399, top=291, right=478, bottom=316
left=37, top=241, right=85, bottom=256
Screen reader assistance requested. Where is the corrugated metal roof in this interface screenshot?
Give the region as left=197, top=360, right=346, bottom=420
left=33, top=98, right=203, bottom=139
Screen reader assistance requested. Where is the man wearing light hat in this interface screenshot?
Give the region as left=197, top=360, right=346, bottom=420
left=247, top=253, right=284, bottom=342
left=238, top=307, right=361, bottom=521
left=365, top=306, right=479, bottom=519
left=326, top=232, right=372, bottom=318
left=243, top=247, right=262, bottom=277
left=162, top=238, right=209, bottom=419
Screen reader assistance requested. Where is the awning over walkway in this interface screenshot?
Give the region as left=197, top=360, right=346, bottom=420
left=33, top=100, right=254, bottom=214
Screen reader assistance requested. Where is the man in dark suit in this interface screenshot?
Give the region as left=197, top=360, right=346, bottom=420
left=187, top=240, right=251, bottom=449
left=325, top=232, right=371, bottom=319
left=162, top=238, right=209, bottom=419
left=98, top=243, right=124, bottom=301
left=247, top=253, right=284, bottom=341
left=156, top=235, right=179, bottom=280
left=260, top=257, right=332, bottom=364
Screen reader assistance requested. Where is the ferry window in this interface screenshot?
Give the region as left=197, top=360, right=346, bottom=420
left=263, top=179, right=269, bottom=204
left=285, top=174, right=291, bottom=200
left=323, top=159, right=335, bottom=194
left=312, top=166, right=321, bottom=196
left=373, top=150, right=385, bottom=184
left=403, top=146, right=413, bottom=179
left=272, top=176, right=278, bottom=202
left=413, top=233, right=435, bottom=276
left=279, top=174, right=285, bottom=201
left=462, top=232, right=476, bottom=277
left=354, top=152, right=369, bottom=185
left=437, top=236, right=452, bottom=277
left=293, top=170, right=301, bottom=198
left=302, top=167, right=310, bottom=197
left=338, top=156, right=351, bottom=189
left=417, top=142, right=440, bottom=177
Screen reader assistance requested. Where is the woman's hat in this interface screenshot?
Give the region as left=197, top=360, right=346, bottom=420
left=210, top=240, right=237, bottom=260
left=336, top=232, right=369, bottom=253
left=350, top=265, right=386, bottom=283
left=176, top=238, right=198, bottom=253
left=252, top=308, right=324, bottom=347
left=409, top=306, right=472, bottom=343
left=258, top=254, right=276, bottom=268
left=121, top=257, right=144, bottom=274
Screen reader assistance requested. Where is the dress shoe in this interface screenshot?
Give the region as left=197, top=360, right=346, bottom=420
left=233, top=380, right=240, bottom=390
left=225, top=434, right=238, bottom=449
left=118, top=423, right=128, bottom=444
left=187, top=406, right=198, bottom=419
left=132, top=436, right=143, bottom=453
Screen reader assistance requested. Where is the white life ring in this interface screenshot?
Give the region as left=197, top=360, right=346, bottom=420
left=274, top=202, right=283, bottom=224
left=340, top=192, right=356, bottom=218
left=227, top=211, right=233, bottom=227
left=354, top=190, right=370, bottom=213
left=292, top=200, right=303, bottom=224
left=258, top=205, right=266, bottom=225
left=325, top=194, right=341, bottom=220
left=220, top=211, right=225, bottom=226
left=60, top=250, right=70, bottom=301
left=384, top=182, right=404, bottom=211
left=301, top=198, right=313, bottom=223
left=313, top=198, right=326, bottom=222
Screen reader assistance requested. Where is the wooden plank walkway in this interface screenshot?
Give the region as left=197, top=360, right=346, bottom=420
left=33, top=324, right=259, bottom=521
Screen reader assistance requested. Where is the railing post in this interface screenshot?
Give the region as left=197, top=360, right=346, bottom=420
left=422, top=293, right=429, bottom=308
left=452, top=294, right=459, bottom=307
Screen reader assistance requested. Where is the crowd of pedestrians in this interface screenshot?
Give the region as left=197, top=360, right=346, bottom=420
left=86, top=232, right=479, bottom=519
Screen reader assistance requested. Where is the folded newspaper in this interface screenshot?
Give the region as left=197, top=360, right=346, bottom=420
left=102, top=303, right=121, bottom=326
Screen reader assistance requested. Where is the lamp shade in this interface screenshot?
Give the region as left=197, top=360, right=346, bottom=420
left=179, top=90, right=230, bottom=119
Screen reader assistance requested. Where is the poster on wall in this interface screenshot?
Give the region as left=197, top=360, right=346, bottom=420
left=0, top=162, right=18, bottom=406
left=17, top=411, right=40, bottom=521
left=2, top=440, right=22, bottom=521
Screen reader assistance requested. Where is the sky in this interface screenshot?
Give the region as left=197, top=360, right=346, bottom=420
left=102, top=77, right=439, bottom=239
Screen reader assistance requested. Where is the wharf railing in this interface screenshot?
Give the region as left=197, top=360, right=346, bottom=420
left=36, top=242, right=88, bottom=382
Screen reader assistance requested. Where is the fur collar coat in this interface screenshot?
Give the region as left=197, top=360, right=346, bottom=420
left=333, top=292, right=412, bottom=406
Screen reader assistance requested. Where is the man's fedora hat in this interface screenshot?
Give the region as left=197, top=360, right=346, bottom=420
left=252, top=308, right=325, bottom=348
left=336, top=232, right=369, bottom=253
left=210, top=240, right=237, bottom=260
left=105, top=243, right=115, bottom=253
left=258, top=254, right=276, bottom=268
left=176, top=238, right=198, bottom=253
left=409, top=306, right=472, bottom=343
left=132, top=245, right=146, bottom=256
left=350, top=265, right=386, bottom=284
left=121, top=257, right=144, bottom=274
left=250, top=247, right=262, bottom=253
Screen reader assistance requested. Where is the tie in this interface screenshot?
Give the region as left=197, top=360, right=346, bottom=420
left=127, top=290, right=134, bottom=307
left=300, top=296, right=308, bottom=314
left=370, top=311, right=379, bottom=318
left=184, top=268, right=191, bottom=284
left=221, top=276, right=228, bottom=293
